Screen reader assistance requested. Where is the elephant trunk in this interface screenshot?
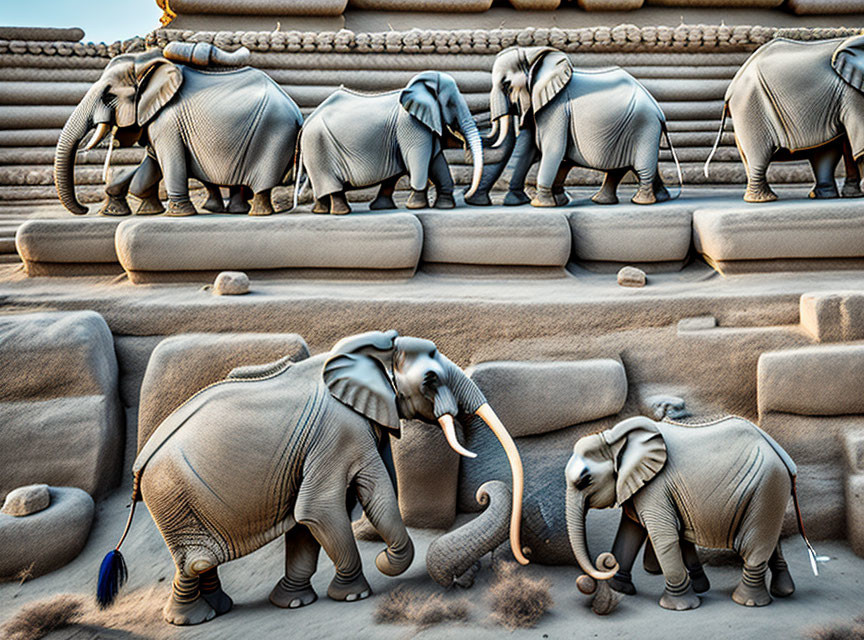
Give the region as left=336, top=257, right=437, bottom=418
left=426, top=480, right=511, bottom=587
left=565, top=485, right=619, bottom=580
left=54, top=82, right=101, bottom=215
left=375, top=534, right=415, bottom=577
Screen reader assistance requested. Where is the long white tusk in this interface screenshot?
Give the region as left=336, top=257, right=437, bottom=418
left=438, top=414, right=477, bottom=458
left=84, top=122, right=111, bottom=151
left=101, top=130, right=115, bottom=184
left=487, top=118, right=499, bottom=142
left=492, top=115, right=509, bottom=148
left=514, top=115, right=521, bottom=138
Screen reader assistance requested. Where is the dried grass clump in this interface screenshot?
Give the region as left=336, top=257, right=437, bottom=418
left=808, top=616, right=864, bottom=640
left=375, top=587, right=470, bottom=629
left=489, top=562, right=553, bottom=629
left=2, top=594, right=84, bottom=640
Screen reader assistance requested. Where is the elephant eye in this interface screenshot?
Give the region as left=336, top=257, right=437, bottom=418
left=575, top=472, right=592, bottom=491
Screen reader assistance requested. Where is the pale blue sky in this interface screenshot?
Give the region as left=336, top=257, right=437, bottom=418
left=1, top=0, right=163, bottom=43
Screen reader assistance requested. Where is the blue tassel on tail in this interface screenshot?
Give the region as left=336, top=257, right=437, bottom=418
left=96, top=549, right=128, bottom=608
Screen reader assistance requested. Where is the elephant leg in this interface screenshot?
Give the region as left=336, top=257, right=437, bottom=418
left=608, top=512, right=647, bottom=595
left=270, top=525, right=321, bottom=609
left=128, top=152, right=165, bottom=215
left=841, top=137, right=863, bottom=197
left=430, top=152, right=455, bottom=209
left=768, top=541, right=795, bottom=598
left=199, top=567, right=233, bottom=615
left=631, top=158, right=659, bottom=205
left=163, top=568, right=215, bottom=626
left=227, top=186, right=251, bottom=214
left=644, top=519, right=700, bottom=611
left=732, top=561, right=772, bottom=607
left=369, top=175, right=400, bottom=211
left=250, top=188, right=274, bottom=216
left=642, top=538, right=661, bottom=574
left=807, top=143, right=841, bottom=199
left=202, top=183, right=226, bottom=213
left=551, top=162, right=571, bottom=207
left=100, top=166, right=135, bottom=217
left=330, top=192, right=351, bottom=215
left=681, top=540, right=709, bottom=593
left=504, top=130, right=538, bottom=206
left=405, top=187, right=429, bottom=209
left=312, top=196, right=329, bottom=214
left=592, top=168, right=627, bottom=205
left=159, top=141, right=197, bottom=216
left=738, top=138, right=777, bottom=203
left=531, top=144, right=565, bottom=208
left=652, top=172, right=671, bottom=203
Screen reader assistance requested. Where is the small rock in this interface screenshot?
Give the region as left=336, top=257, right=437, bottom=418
left=2, top=484, right=50, bottom=516
left=617, top=266, right=646, bottom=288
left=213, top=271, right=250, bottom=295
left=677, top=315, right=717, bottom=332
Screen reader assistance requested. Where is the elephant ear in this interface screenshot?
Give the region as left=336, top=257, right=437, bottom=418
left=135, top=51, right=183, bottom=127
left=832, top=35, right=864, bottom=92
left=323, top=330, right=402, bottom=434
left=400, top=72, right=442, bottom=136
left=529, top=49, right=572, bottom=116
left=602, top=417, right=667, bottom=506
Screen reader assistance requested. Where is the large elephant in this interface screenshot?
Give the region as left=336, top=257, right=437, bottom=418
left=95, top=331, right=526, bottom=626
left=565, top=416, right=814, bottom=611
left=487, top=46, right=680, bottom=207
left=705, top=35, right=864, bottom=202
left=54, top=42, right=303, bottom=217
left=296, top=71, right=483, bottom=214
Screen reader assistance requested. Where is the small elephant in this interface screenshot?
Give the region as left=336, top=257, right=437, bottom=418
left=296, top=71, right=483, bottom=214
left=487, top=46, right=681, bottom=207
left=55, top=42, right=303, bottom=217
left=95, top=331, right=526, bottom=626
left=565, top=416, right=816, bottom=610
left=705, top=35, right=864, bottom=202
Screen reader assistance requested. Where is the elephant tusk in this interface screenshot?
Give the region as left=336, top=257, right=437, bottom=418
left=492, top=115, right=509, bottom=148
left=476, top=403, right=529, bottom=565
left=101, top=130, right=116, bottom=184
left=83, top=122, right=111, bottom=151
left=487, top=118, right=499, bottom=142
left=438, top=414, right=477, bottom=459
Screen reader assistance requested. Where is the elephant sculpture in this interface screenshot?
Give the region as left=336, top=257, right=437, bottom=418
left=486, top=46, right=681, bottom=207
left=704, top=35, right=864, bottom=202
left=295, top=71, right=483, bottom=214
left=565, top=416, right=817, bottom=610
left=95, top=331, right=526, bottom=626
left=54, top=42, right=303, bottom=217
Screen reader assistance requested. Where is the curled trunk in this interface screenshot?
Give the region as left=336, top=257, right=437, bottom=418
left=565, top=486, right=618, bottom=580
left=426, top=480, right=511, bottom=587
left=54, top=83, right=101, bottom=214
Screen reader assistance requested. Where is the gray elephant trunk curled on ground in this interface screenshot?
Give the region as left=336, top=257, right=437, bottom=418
left=54, top=82, right=101, bottom=215
left=426, top=480, right=511, bottom=587
left=565, top=484, right=618, bottom=581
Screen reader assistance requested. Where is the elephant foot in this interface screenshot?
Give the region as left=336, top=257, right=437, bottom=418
left=591, top=190, right=619, bottom=205
left=503, top=189, right=531, bottom=206
left=732, top=564, right=772, bottom=607
left=312, top=199, right=329, bottom=214
left=769, top=565, right=795, bottom=598
left=553, top=189, right=570, bottom=206
left=808, top=184, right=839, bottom=199
left=405, top=189, right=428, bottom=209
left=369, top=195, right=396, bottom=210
left=330, top=193, right=351, bottom=215
left=659, top=580, right=700, bottom=611
left=135, top=194, right=165, bottom=215
left=631, top=187, right=657, bottom=205
left=269, top=578, right=318, bottom=609
left=227, top=199, right=250, bottom=214
left=327, top=573, right=371, bottom=602
left=609, top=573, right=636, bottom=596
left=464, top=190, right=492, bottom=206
left=688, top=566, right=710, bottom=594
left=530, top=187, right=557, bottom=208
left=203, top=195, right=226, bottom=213
left=743, top=185, right=778, bottom=203
left=99, top=196, right=132, bottom=217
left=166, top=199, right=198, bottom=217
left=433, top=192, right=456, bottom=209
left=163, top=597, right=215, bottom=626
left=655, top=185, right=672, bottom=203
left=249, top=194, right=274, bottom=216
left=841, top=181, right=863, bottom=198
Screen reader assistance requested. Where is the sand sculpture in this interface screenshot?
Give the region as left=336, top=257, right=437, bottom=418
left=4, top=1, right=864, bottom=636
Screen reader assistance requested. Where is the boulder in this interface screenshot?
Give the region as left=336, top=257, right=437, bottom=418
left=617, top=266, right=646, bottom=287
left=213, top=271, right=250, bottom=295
left=0, top=487, right=94, bottom=580
left=1, top=484, right=50, bottom=517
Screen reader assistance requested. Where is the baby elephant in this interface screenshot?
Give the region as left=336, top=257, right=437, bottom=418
left=565, top=415, right=817, bottom=611
left=297, top=71, right=483, bottom=214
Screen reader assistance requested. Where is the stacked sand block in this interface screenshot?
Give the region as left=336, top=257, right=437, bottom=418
left=758, top=345, right=864, bottom=540
left=800, top=291, right=864, bottom=342
left=137, top=332, right=310, bottom=450
left=15, top=218, right=123, bottom=275
left=414, top=210, right=571, bottom=277
left=0, top=485, right=95, bottom=580
left=0, top=311, right=124, bottom=499
left=114, top=214, right=424, bottom=283
left=788, top=0, right=864, bottom=14
left=693, top=200, right=864, bottom=274
left=844, top=430, right=864, bottom=557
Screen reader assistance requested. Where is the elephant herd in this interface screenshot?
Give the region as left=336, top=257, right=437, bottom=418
left=95, top=331, right=818, bottom=626
left=55, top=35, right=864, bottom=217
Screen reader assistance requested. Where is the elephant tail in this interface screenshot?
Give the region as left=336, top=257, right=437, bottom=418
left=791, top=475, right=821, bottom=577
left=703, top=103, right=728, bottom=179
left=662, top=122, right=683, bottom=200
left=95, top=473, right=141, bottom=607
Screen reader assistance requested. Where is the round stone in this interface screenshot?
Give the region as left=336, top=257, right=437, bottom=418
left=2, top=484, right=50, bottom=516
left=213, top=271, right=250, bottom=295
left=617, top=266, right=646, bottom=288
